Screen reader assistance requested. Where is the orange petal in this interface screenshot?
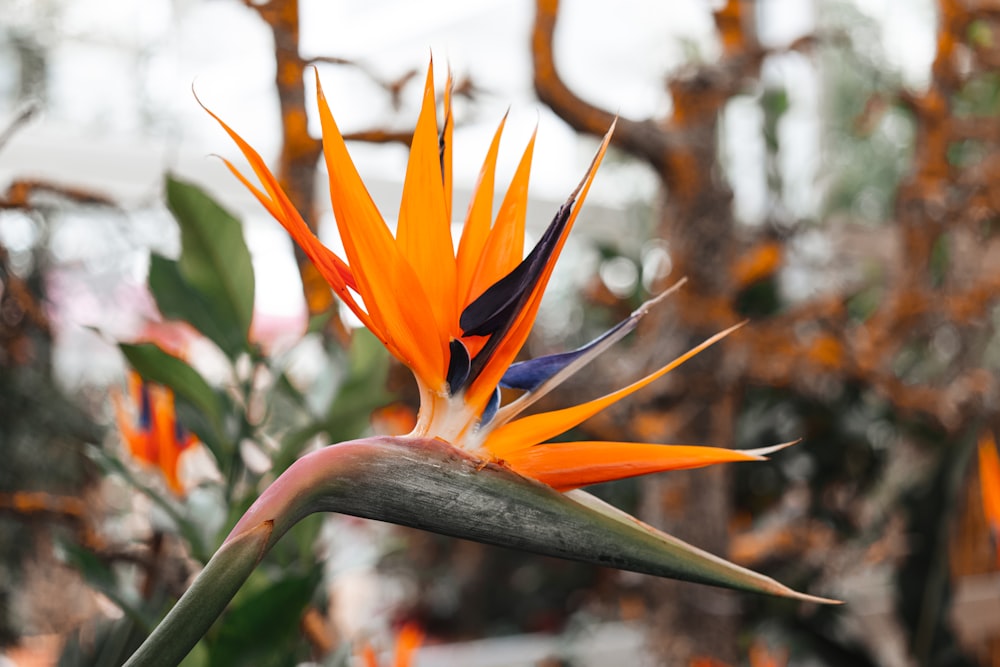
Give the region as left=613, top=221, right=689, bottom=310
left=749, top=642, right=789, bottom=667
left=361, top=645, right=378, bottom=667
left=979, top=431, right=1000, bottom=565
left=396, top=64, right=458, bottom=341
left=393, top=624, right=424, bottom=667
left=504, top=441, right=769, bottom=491
left=151, top=386, right=186, bottom=495
left=456, top=114, right=507, bottom=309
left=465, top=123, right=615, bottom=414
left=442, top=68, right=454, bottom=224
left=465, top=129, right=536, bottom=304
left=315, top=73, right=447, bottom=389
left=112, top=384, right=155, bottom=464
left=199, top=97, right=356, bottom=296
left=482, top=322, right=744, bottom=457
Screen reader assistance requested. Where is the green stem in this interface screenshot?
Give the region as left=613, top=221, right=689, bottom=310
left=122, top=521, right=272, bottom=667
left=124, top=436, right=837, bottom=667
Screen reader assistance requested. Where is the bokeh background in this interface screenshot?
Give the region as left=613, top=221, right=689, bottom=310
left=1, top=0, right=999, bottom=665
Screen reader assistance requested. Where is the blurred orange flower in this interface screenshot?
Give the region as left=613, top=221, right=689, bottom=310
left=113, top=370, right=198, bottom=495
left=978, top=430, right=1000, bottom=566
left=361, top=624, right=423, bottom=667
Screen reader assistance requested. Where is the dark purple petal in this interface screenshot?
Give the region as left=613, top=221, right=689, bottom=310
left=459, top=202, right=573, bottom=389
left=139, top=383, right=152, bottom=430
left=175, top=420, right=190, bottom=445
left=480, top=387, right=501, bottom=426
left=446, top=338, right=471, bottom=394
left=460, top=202, right=571, bottom=338
left=490, top=281, right=685, bottom=426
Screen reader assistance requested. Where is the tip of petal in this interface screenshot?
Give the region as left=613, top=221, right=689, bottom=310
left=743, top=439, right=802, bottom=458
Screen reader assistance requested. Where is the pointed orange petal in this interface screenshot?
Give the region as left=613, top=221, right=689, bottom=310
left=465, top=124, right=615, bottom=413
left=199, top=97, right=356, bottom=294
left=482, top=322, right=744, bottom=457
left=151, top=387, right=186, bottom=495
left=979, top=431, right=1000, bottom=564
left=456, top=114, right=507, bottom=308
left=442, top=68, right=454, bottom=225
left=113, top=385, right=154, bottom=464
left=396, top=64, right=458, bottom=341
left=505, top=441, right=769, bottom=492
left=466, top=129, right=536, bottom=305
left=315, top=73, right=447, bottom=389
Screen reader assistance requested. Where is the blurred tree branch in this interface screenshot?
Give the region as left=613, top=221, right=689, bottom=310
left=532, top=0, right=1000, bottom=662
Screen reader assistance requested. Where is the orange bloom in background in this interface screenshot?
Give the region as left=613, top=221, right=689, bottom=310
left=748, top=642, right=789, bottom=667
left=978, top=431, right=1000, bottom=566
left=206, top=61, right=789, bottom=493
left=114, top=370, right=198, bottom=495
left=689, top=641, right=788, bottom=667
left=361, top=624, right=423, bottom=667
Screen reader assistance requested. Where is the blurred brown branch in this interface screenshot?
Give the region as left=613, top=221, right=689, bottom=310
left=532, top=0, right=1000, bottom=662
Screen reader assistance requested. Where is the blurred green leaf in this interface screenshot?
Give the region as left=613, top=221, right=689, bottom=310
left=148, top=254, right=247, bottom=359
left=306, top=309, right=334, bottom=335
left=119, top=343, right=224, bottom=439
left=968, top=19, right=993, bottom=48
left=208, top=567, right=322, bottom=667
left=178, top=640, right=210, bottom=667
left=165, top=176, right=255, bottom=350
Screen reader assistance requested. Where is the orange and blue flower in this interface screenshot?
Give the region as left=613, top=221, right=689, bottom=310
left=114, top=370, right=197, bottom=495
left=205, top=62, right=785, bottom=493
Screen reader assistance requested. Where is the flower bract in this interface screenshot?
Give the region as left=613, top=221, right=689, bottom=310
left=206, top=62, right=786, bottom=492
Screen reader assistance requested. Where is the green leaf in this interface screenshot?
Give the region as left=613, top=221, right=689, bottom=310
left=148, top=254, right=247, bottom=359
left=165, top=176, right=255, bottom=349
left=208, top=567, right=322, bottom=667
left=119, top=343, right=223, bottom=435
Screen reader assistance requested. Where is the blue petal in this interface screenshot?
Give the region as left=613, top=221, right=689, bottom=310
left=491, top=282, right=684, bottom=426
left=480, top=387, right=501, bottom=426
left=500, top=312, right=634, bottom=391
left=175, top=420, right=189, bottom=444
left=139, top=383, right=153, bottom=431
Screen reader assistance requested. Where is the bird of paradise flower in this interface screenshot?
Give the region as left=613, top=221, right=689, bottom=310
left=203, top=64, right=785, bottom=493
left=122, top=62, right=834, bottom=667
left=114, top=370, right=198, bottom=496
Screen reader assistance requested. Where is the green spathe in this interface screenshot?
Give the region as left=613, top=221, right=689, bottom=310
left=125, top=436, right=837, bottom=667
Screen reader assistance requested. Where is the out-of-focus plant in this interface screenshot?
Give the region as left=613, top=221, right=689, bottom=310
left=358, top=623, right=423, bottom=667
left=118, top=64, right=836, bottom=667
left=58, top=175, right=396, bottom=667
